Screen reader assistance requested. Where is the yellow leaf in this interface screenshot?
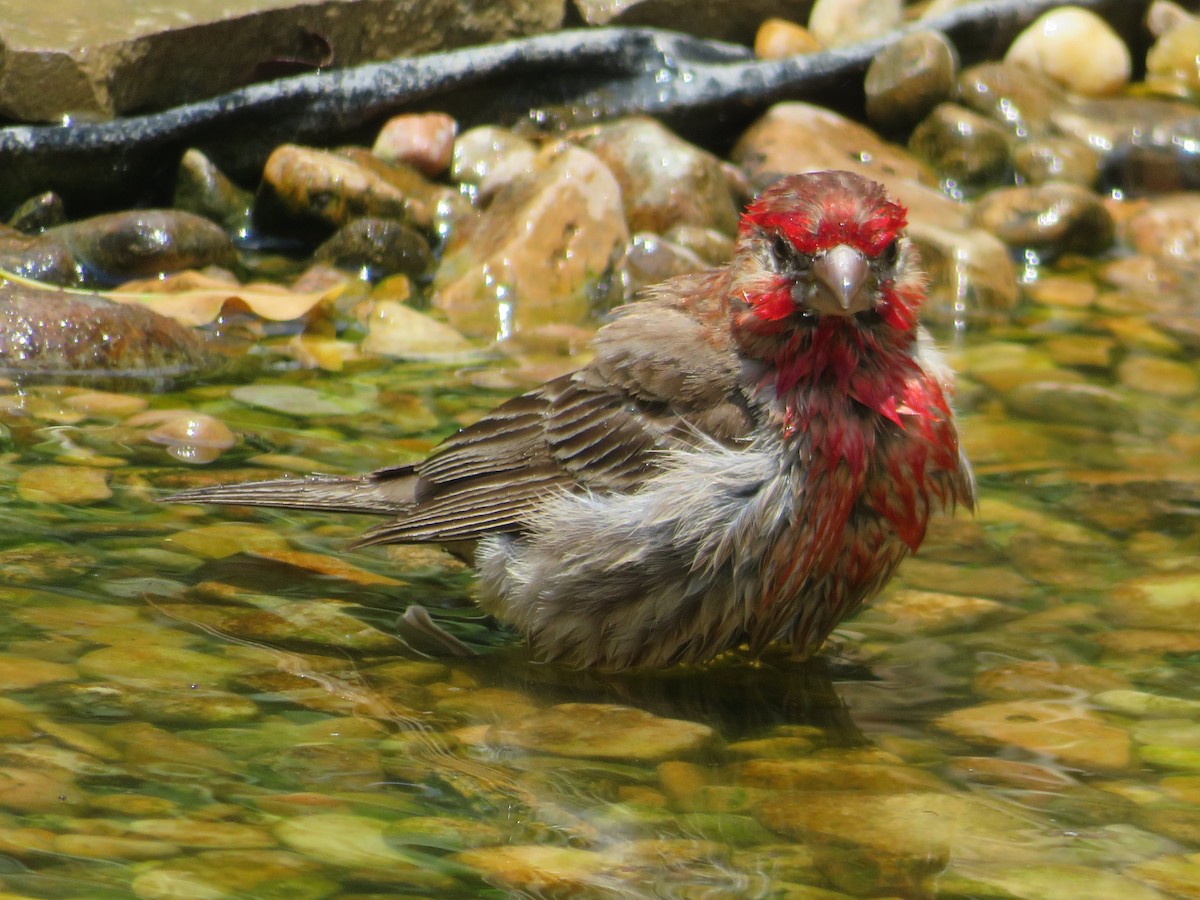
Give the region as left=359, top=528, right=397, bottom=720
left=0, top=268, right=347, bottom=327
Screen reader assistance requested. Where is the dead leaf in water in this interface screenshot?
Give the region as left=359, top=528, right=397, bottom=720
left=0, top=268, right=346, bottom=327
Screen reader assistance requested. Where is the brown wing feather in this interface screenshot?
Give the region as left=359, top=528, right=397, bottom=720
left=360, top=279, right=757, bottom=547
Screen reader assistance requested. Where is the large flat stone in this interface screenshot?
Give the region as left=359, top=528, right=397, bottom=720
left=0, top=0, right=563, bottom=122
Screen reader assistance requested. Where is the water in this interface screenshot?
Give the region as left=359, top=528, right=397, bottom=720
left=0, top=263, right=1197, bottom=898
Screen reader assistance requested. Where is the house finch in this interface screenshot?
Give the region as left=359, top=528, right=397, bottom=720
left=171, top=170, right=975, bottom=670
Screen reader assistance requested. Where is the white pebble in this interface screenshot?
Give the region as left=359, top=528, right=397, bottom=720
left=808, top=0, right=902, bottom=48
left=1005, top=7, right=1131, bottom=96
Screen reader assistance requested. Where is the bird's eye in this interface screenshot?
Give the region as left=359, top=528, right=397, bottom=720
left=767, top=233, right=809, bottom=275
left=879, top=239, right=900, bottom=267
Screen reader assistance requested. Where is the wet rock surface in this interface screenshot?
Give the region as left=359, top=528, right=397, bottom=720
left=0, top=1, right=1151, bottom=212
left=0, top=3, right=1198, bottom=898
left=0, top=0, right=565, bottom=122
left=0, top=284, right=211, bottom=384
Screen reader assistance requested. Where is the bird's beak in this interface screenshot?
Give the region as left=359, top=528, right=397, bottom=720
left=808, top=244, right=871, bottom=316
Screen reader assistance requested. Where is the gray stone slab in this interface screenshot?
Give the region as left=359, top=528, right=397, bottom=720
left=0, top=0, right=563, bottom=122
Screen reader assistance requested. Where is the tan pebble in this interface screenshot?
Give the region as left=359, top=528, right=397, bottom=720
left=127, top=818, right=276, bottom=848
left=937, top=699, right=1131, bottom=770
left=1025, top=276, right=1097, bottom=308
left=617, top=785, right=669, bottom=807
left=1161, top=775, right=1200, bottom=803
left=1147, top=0, right=1195, bottom=38
left=0, top=767, right=84, bottom=813
left=808, top=0, right=902, bottom=47
left=869, top=589, right=1012, bottom=633
left=1117, top=355, right=1199, bottom=397
left=1006, top=7, right=1131, bottom=95
left=755, top=18, right=822, bottom=58
left=285, top=334, right=361, bottom=371
left=166, top=522, right=290, bottom=560
left=16, top=465, right=111, bottom=504
left=0, top=657, right=76, bottom=691
left=1147, top=19, right=1200, bottom=96
left=454, top=845, right=608, bottom=892
left=0, top=826, right=56, bottom=856
left=33, top=717, right=122, bottom=761
left=373, top=112, right=458, bottom=177
left=1043, top=334, right=1115, bottom=369
left=53, top=833, right=179, bottom=860
left=243, top=547, right=403, bottom=586
left=89, top=793, right=181, bottom=817
left=129, top=410, right=236, bottom=465
left=63, top=391, right=149, bottom=418
left=657, top=760, right=711, bottom=802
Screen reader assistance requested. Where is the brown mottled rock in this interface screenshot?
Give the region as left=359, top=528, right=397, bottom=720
left=733, top=102, right=939, bottom=198
left=754, top=18, right=823, bottom=59
left=570, top=0, right=817, bottom=44
left=1128, top=855, right=1200, bottom=900
left=0, top=283, right=211, bottom=383
left=864, top=588, right=1013, bottom=634
left=957, top=62, right=1065, bottom=139
left=936, top=699, right=1132, bottom=770
left=737, top=757, right=948, bottom=793
left=973, top=184, right=1115, bottom=258
left=455, top=844, right=610, bottom=895
left=54, top=681, right=259, bottom=725
left=0, top=210, right=235, bottom=285
left=1125, top=194, right=1200, bottom=267
left=907, top=222, right=1018, bottom=323
left=0, top=767, right=84, bottom=813
left=53, top=209, right=237, bottom=282
left=0, top=227, right=80, bottom=284
left=0, top=0, right=564, bottom=123
left=333, top=148, right=454, bottom=223
left=0, top=654, right=76, bottom=691
left=259, top=145, right=430, bottom=234
left=909, top=103, right=1012, bottom=192
left=578, top=117, right=740, bottom=235
left=664, top=224, right=734, bottom=265
left=7, top=192, right=66, bottom=234
left=451, top=126, right=538, bottom=189
left=1013, top=138, right=1101, bottom=187
left=372, top=112, right=458, bottom=177
left=433, top=143, right=627, bottom=338
left=1118, top=355, right=1198, bottom=397
left=174, top=149, right=254, bottom=235
left=623, top=233, right=708, bottom=297
left=757, top=790, right=1029, bottom=863
left=157, top=602, right=403, bottom=655
left=1001, top=380, right=1128, bottom=429
left=972, top=660, right=1131, bottom=701
left=489, top=703, right=714, bottom=761
left=864, top=30, right=958, bottom=133
left=16, top=465, right=112, bottom=504
left=1107, top=572, right=1200, bottom=631
left=131, top=849, right=339, bottom=899
left=314, top=217, right=433, bottom=279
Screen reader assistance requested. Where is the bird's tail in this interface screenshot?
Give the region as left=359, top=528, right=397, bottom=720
left=165, top=466, right=417, bottom=516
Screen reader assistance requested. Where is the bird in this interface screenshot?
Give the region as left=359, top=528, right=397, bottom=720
left=169, top=170, right=975, bottom=670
